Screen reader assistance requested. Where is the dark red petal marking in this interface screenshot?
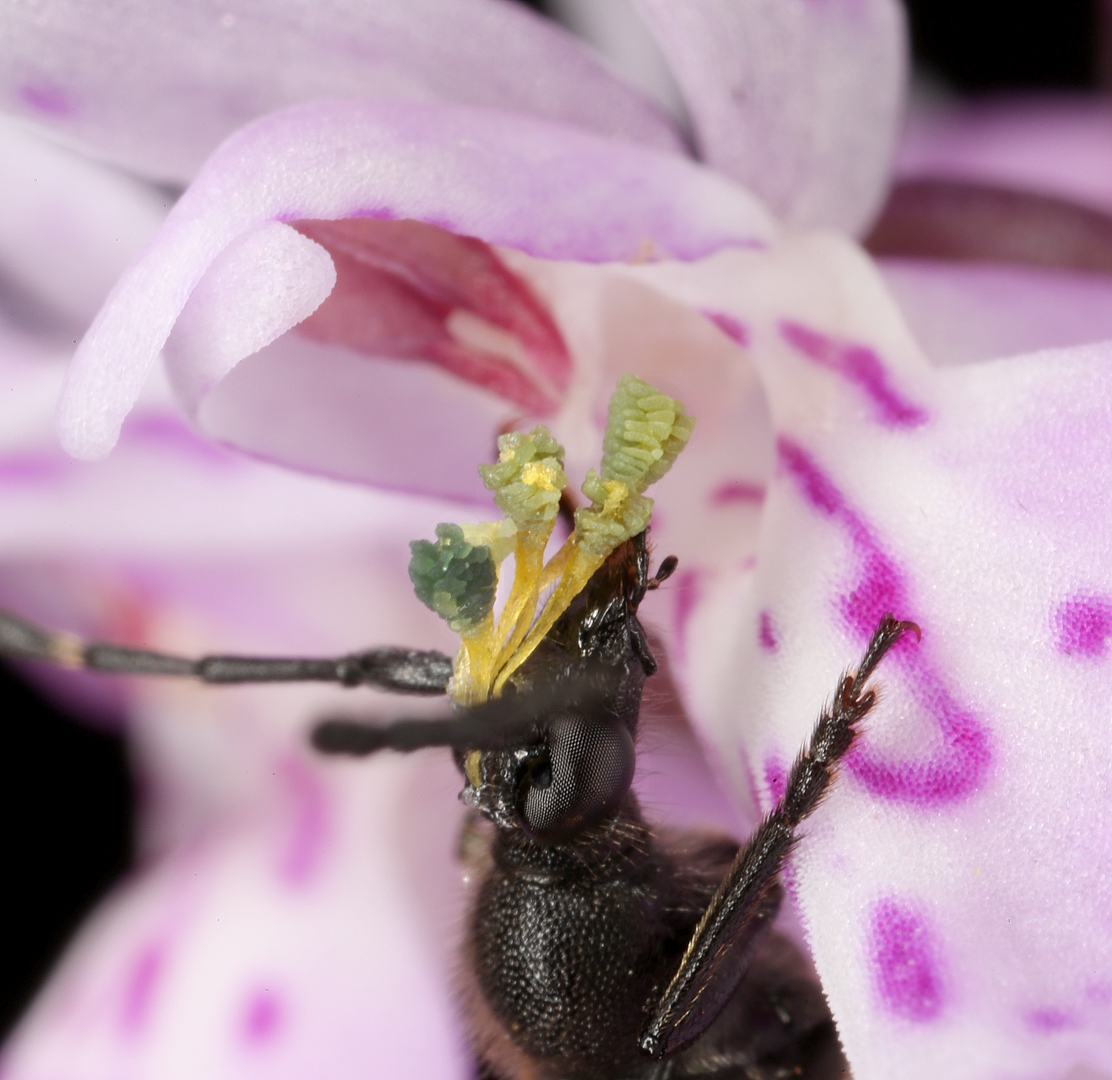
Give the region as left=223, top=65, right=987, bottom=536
left=776, top=437, right=992, bottom=807
left=867, top=178, right=1112, bottom=274
left=293, top=218, right=570, bottom=414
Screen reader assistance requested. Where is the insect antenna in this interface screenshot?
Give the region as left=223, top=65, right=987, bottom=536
left=311, top=676, right=612, bottom=757
left=0, top=609, right=453, bottom=694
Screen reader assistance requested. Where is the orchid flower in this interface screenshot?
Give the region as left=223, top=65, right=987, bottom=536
left=3, top=1, right=1112, bottom=1078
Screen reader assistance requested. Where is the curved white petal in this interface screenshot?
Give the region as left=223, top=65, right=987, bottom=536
left=165, top=223, right=336, bottom=415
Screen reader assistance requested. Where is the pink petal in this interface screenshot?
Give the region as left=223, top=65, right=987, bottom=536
left=2, top=752, right=469, bottom=1080
left=867, top=178, right=1112, bottom=273
left=544, top=0, right=691, bottom=126
left=898, top=96, right=1112, bottom=219
left=0, top=116, right=168, bottom=329
left=0, top=311, right=485, bottom=558
left=58, top=99, right=774, bottom=467
left=0, top=0, right=683, bottom=184
left=633, top=0, right=908, bottom=234
left=687, top=318, right=1112, bottom=1075
left=880, top=258, right=1112, bottom=368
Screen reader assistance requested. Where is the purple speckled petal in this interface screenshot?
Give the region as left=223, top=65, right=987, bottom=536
left=677, top=289, right=1112, bottom=1074
left=633, top=0, right=907, bottom=234
left=57, top=98, right=774, bottom=464
left=1, top=752, right=469, bottom=1080
left=614, top=232, right=928, bottom=797
left=0, top=0, right=682, bottom=184
left=898, top=96, right=1112, bottom=218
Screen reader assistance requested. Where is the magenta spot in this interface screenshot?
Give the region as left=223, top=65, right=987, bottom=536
left=702, top=310, right=750, bottom=347
left=1025, top=1007, right=1075, bottom=1033
left=276, top=757, right=330, bottom=886
left=1052, top=594, right=1112, bottom=658
left=711, top=479, right=766, bottom=506
left=1086, top=982, right=1112, bottom=1005
left=120, top=941, right=169, bottom=1034
left=777, top=437, right=992, bottom=807
left=868, top=897, right=945, bottom=1022
left=780, top=320, right=927, bottom=428
left=120, top=414, right=238, bottom=469
left=241, top=987, right=285, bottom=1045
left=776, top=438, right=844, bottom=514
left=758, top=610, right=778, bottom=652
left=0, top=453, right=70, bottom=485
left=19, top=82, right=75, bottom=118
left=763, top=756, right=787, bottom=805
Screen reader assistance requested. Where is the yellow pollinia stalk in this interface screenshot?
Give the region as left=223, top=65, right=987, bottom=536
left=407, top=375, right=694, bottom=705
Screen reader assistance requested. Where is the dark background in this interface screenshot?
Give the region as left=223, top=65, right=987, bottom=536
left=0, top=0, right=1102, bottom=1041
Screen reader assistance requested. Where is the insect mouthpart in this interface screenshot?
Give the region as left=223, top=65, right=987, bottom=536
left=458, top=744, right=543, bottom=833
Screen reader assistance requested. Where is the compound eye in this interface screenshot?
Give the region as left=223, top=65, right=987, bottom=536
left=521, top=715, right=635, bottom=844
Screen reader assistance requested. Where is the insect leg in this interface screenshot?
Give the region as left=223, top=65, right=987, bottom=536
left=639, top=614, right=918, bottom=1061
left=0, top=608, right=452, bottom=694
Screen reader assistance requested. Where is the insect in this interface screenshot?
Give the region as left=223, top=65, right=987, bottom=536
left=0, top=375, right=915, bottom=1080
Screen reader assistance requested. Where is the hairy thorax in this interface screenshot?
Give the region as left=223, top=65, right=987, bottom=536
left=463, top=798, right=702, bottom=1080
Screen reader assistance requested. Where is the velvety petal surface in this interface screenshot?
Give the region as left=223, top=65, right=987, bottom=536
left=57, top=99, right=775, bottom=478
left=675, top=323, right=1112, bottom=1075
left=610, top=233, right=925, bottom=778
left=0, top=0, right=682, bottom=184
left=633, top=0, right=908, bottom=234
